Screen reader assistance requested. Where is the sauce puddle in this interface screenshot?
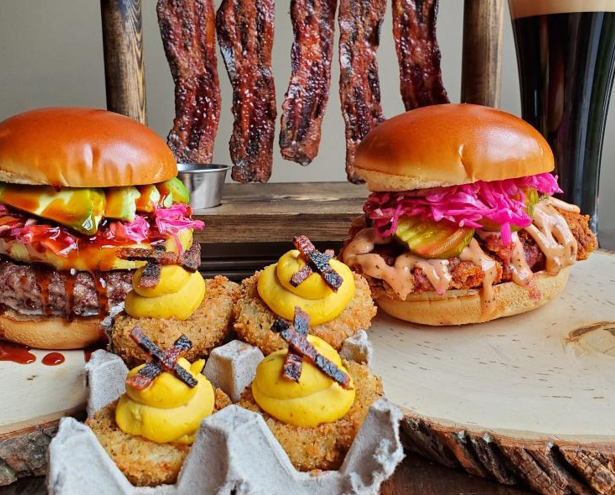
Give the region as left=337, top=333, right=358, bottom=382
left=0, top=340, right=36, bottom=364
left=42, top=352, right=65, bottom=366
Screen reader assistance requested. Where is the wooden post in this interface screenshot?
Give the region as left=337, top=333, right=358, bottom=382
left=100, top=0, right=147, bottom=124
left=460, top=0, right=504, bottom=108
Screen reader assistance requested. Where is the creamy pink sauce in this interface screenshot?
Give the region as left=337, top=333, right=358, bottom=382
left=343, top=198, right=579, bottom=317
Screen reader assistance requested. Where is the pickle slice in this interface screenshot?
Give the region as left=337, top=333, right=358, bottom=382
left=395, top=216, right=474, bottom=259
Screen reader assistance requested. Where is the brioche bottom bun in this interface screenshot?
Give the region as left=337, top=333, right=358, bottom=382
left=376, top=267, right=570, bottom=326
left=0, top=310, right=105, bottom=349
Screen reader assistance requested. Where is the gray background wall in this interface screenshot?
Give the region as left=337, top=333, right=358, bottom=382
left=1, top=1, right=613, bottom=229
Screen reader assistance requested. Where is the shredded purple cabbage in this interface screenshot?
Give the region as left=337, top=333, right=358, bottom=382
left=364, top=173, right=561, bottom=245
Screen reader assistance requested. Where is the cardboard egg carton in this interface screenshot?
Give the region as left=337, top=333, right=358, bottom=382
left=48, top=337, right=404, bottom=495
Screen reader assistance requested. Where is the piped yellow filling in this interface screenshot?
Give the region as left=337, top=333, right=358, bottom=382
left=116, top=358, right=214, bottom=444
left=257, top=250, right=355, bottom=325
left=252, top=336, right=355, bottom=427
left=125, top=267, right=205, bottom=320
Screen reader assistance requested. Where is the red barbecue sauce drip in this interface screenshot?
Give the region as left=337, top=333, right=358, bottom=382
left=0, top=341, right=36, bottom=364
left=35, top=268, right=54, bottom=316
left=42, top=352, right=65, bottom=366
left=93, top=272, right=109, bottom=316
left=64, top=272, right=76, bottom=320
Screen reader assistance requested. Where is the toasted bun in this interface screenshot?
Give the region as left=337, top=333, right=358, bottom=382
left=376, top=268, right=570, bottom=326
left=355, top=104, right=554, bottom=191
left=0, top=107, right=177, bottom=187
left=0, top=310, right=105, bottom=349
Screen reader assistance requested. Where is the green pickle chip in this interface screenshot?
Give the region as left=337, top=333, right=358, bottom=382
left=395, top=216, right=474, bottom=259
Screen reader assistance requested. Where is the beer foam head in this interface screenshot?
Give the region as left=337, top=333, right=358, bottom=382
left=509, top=0, right=615, bottom=19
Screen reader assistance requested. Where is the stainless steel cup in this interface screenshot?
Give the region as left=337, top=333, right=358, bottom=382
left=177, top=164, right=229, bottom=210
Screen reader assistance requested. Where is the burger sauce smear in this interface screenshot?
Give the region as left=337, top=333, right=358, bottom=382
left=343, top=200, right=579, bottom=318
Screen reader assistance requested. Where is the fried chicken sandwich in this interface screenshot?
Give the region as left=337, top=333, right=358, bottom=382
left=341, top=104, right=597, bottom=325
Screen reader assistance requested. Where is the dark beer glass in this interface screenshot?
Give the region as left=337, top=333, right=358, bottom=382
left=509, top=0, right=615, bottom=232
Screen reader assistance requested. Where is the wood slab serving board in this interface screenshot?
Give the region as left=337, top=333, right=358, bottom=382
left=0, top=350, right=87, bottom=485
left=1, top=251, right=613, bottom=493
left=371, top=249, right=615, bottom=495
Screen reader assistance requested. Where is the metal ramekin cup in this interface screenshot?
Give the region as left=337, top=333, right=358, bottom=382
left=177, top=163, right=230, bottom=210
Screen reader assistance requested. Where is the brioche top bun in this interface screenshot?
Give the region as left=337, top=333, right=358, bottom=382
left=355, top=103, right=555, bottom=191
left=0, top=310, right=105, bottom=349
left=0, top=107, right=177, bottom=187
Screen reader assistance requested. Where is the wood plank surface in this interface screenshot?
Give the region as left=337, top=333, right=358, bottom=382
left=193, top=182, right=367, bottom=244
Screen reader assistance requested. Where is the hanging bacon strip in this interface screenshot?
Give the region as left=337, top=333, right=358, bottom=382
left=157, top=0, right=221, bottom=163
left=293, top=235, right=342, bottom=291
left=392, top=0, right=449, bottom=110
left=279, top=0, right=338, bottom=165
left=338, top=0, right=387, bottom=183
left=216, top=0, right=277, bottom=183
left=127, top=329, right=197, bottom=390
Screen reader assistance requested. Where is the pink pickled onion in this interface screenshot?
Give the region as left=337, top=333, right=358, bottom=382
left=104, top=215, right=150, bottom=244
left=364, top=173, right=561, bottom=245
left=154, top=204, right=204, bottom=255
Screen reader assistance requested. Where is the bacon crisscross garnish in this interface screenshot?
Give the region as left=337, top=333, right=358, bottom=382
left=271, top=307, right=352, bottom=389
left=117, top=246, right=199, bottom=290
left=126, top=328, right=198, bottom=390
left=292, top=235, right=342, bottom=291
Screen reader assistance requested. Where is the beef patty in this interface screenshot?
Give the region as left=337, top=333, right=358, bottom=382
left=0, top=243, right=201, bottom=317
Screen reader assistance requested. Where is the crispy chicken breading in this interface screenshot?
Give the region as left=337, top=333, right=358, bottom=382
left=112, top=276, right=239, bottom=367
left=87, top=389, right=231, bottom=487
left=233, top=271, right=376, bottom=355
left=238, top=360, right=383, bottom=472
left=345, top=208, right=597, bottom=301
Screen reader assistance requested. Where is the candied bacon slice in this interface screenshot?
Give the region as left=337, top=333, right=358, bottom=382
left=137, top=261, right=161, bottom=289
left=157, top=0, right=221, bottom=163
left=392, top=0, right=449, bottom=110
left=272, top=308, right=352, bottom=389
left=118, top=246, right=198, bottom=273
left=279, top=0, right=338, bottom=165
left=292, top=307, right=310, bottom=337
left=281, top=326, right=352, bottom=389
left=338, top=0, right=387, bottom=183
left=293, top=235, right=342, bottom=291
left=274, top=308, right=309, bottom=382
left=282, top=353, right=304, bottom=383
left=126, top=363, right=161, bottom=390
left=290, top=265, right=313, bottom=287
left=128, top=329, right=197, bottom=389
left=216, top=0, right=277, bottom=183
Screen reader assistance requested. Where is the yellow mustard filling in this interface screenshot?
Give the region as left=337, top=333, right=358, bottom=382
left=252, top=336, right=355, bottom=427
left=116, top=358, right=215, bottom=444
left=125, top=267, right=206, bottom=320
left=257, top=249, right=355, bottom=325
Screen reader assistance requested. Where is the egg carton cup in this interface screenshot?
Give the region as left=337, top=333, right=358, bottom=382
left=48, top=336, right=403, bottom=495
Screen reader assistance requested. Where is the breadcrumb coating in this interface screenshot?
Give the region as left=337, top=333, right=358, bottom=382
left=238, top=360, right=383, bottom=472
left=112, top=276, right=239, bottom=367
left=87, top=388, right=232, bottom=487
left=233, top=271, right=376, bottom=355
